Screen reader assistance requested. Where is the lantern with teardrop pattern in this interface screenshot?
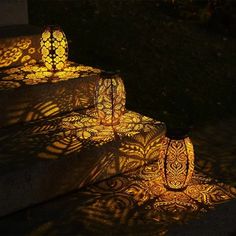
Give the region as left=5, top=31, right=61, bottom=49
left=159, top=131, right=194, bottom=190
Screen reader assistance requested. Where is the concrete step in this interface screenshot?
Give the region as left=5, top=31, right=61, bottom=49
left=0, top=62, right=101, bottom=127
left=0, top=24, right=41, bottom=68
left=0, top=109, right=166, bottom=217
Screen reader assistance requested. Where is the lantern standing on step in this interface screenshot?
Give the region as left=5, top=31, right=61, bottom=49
left=40, top=25, right=68, bottom=71
left=96, top=73, right=126, bottom=126
left=159, top=132, right=194, bottom=190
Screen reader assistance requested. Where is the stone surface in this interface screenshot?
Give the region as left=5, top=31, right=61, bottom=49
left=168, top=199, right=236, bottom=236
left=0, top=116, right=235, bottom=235
left=0, top=25, right=41, bottom=68
left=0, top=62, right=101, bottom=127
left=0, top=109, right=166, bottom=217
left=0, top=160, right=235, bottom=236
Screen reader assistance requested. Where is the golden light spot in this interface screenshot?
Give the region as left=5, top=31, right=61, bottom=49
left=28, top=47, right=35, bottom=54
left=21, top=55, right=31, bottom=63
left=42, top=31, right=50, bottom=40
left=56, top=46, right=65, bottom=57
left=53, top=30, right=63, bottom=40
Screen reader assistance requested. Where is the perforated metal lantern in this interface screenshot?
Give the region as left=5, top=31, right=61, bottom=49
left=40, top=25, right=68, bottom=71
left=160, top=132, right=194, bottom=190
left=96, top=73, right=126, bottom=126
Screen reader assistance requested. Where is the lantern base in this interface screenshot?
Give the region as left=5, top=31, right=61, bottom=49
left=166, top=128, right=190, bottom=140
left=163, top=184, right=188, bottom=192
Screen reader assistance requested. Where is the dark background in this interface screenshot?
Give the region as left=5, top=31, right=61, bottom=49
left=0, top=2, right=235, bottom=235
left=28, top=0, right=236, bottom=130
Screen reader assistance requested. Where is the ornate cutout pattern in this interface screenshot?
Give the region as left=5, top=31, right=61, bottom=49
left=40, top=26, right=68, bottom=71
left=0, top=37, right=39, bottom=68
left=96, top=74, right=126, bottom=126
left=0, top=62, right=101, bottom=89
left=159, top=137, right=194, bottom=190
left=60, top=110, right=165, bottom=144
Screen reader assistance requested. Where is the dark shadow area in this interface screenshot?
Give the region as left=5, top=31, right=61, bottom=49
left=28, top=0, right=236, bottom=129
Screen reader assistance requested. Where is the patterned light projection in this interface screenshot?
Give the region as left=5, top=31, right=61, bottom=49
left=128, top=164, right=236, bottom=217
left=96, top=73, right=126, bottom=126
left=0, top=109, right=165, bottom=183
left=75, top=164, right=236, bottom=233
left=78, top=122, right=166, bottom=187
left=60, top=110, right=164, bottom=144
left=17, top=163, right=236, bottom=236
left=0, top=63, right=101, bottom=127
left=0, top=62, right=101, bottom=89
left=160, top=135, right=194, bottom=190
left=0, top=37, right=40, bottom=68
left=0, top=103, right=235, bottom=229
left=40, top=25, right=68, bottom=71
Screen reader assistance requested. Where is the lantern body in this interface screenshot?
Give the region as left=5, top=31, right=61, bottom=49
left=96, top=74, right=126, bottom=126
left=40, top=25, right=68, bottom=71
left=160, top=136, right=194, bottom=190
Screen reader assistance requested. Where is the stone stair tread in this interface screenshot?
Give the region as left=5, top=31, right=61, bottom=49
left=0, top=109, right=166, bottom=217
left=0, top=62, right=101, bottom=127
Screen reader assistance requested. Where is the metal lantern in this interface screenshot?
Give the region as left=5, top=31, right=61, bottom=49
left=40, top=25, right=68, bottom=71
left=160, top=131, right=194, bottom=190
left=96, top=72, right=126, bottom=126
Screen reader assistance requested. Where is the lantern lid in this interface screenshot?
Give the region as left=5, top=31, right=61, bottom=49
left=43, top=25, right=62, bottom=31
left=166, top=128, right=189, bottom=140
left=100, top=71, right=120, bottom=78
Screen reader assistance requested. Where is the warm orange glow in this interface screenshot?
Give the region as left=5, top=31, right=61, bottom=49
left=50, top=162, right=236, bottom=234
left=0, top=62, right=101, bottom=89
left=0, top=37, right=38, bottom=68
left=0, top=62, right=101, bottom=127
left=126, top=163, right=236, bottom=219
left=96, top=73, right=126, bottom=126
left=40, top=25, right=68, bottom=71
left=60, top=110, right=164, bottom=145
left=160, top=136, right=194, bottom=190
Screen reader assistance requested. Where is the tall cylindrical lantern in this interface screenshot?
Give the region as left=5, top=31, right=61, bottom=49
left=160, top=130, right=194, bottom=190
left=40, top=25, right=68, bottom=71
left=96, top=72, right=126, bottom=126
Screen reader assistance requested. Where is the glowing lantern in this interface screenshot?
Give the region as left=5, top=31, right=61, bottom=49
left=40, top=25, right=68, bottom=71
left=96, top=72, right=126, bottom=126
left=160, top=131, right=194, bottom=190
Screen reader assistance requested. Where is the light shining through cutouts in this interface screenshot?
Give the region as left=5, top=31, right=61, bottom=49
left=40, top=25, right=68, bottom=71
left=160, top=136, right=194, bottom=190
left=96, top=73, right=126, bottom=126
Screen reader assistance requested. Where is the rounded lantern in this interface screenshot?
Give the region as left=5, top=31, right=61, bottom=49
left=40, top=25, right=68, bottom=71
left=96, top=72, right=126, bottom=126
left=159, top=130, right=194, bottom=190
